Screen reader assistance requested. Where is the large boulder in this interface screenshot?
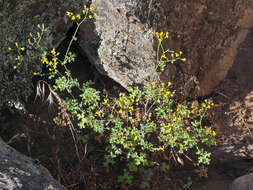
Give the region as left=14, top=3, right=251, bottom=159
left=79, top=0, right=253, bottom=96
left=79, top=0, right=158, bottom=89
left=0, top=137, right=66, bottom=190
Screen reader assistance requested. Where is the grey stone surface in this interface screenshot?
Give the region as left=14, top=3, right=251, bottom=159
left=79, top=0, right=253, bottom=98
left=0, top=138, right=66, bottom=190
left=211, top=143, right=253, bottom=163
left=229, top=172, right=253, bottom=190
left=79, top=0, right=158, bottom=89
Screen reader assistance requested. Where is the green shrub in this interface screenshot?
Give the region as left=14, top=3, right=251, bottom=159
left=9, top=4, right=216, bottom=185
left=1, top=23, right=53, bottom=110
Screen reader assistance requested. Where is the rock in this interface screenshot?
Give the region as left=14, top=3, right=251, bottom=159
left=79, top=0, right=253, bottom=96
left=0, top=137, right=66, bottom=190
left=229, top=172, right=253, bottom=190
left=79, top=0, right=158, bottom=89
left=211, top=143, right=253, bottom=163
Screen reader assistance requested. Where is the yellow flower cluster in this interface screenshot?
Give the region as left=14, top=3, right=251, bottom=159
left=191, top=99, right=215, bottom=114
left=153, top=31, right=169, bottom=41
left=7, top=42, right=26, bottom=70
left=191, top=102, right=198, bottom=114
left=201, top=99, right=215, bottom=109
left=66, top=4, right=97, bottom=21
left=114, top=93, right=136, bottom=118
left=40, top=48, right=59, bottom=72
left=165, top=123, right=173, bottom=136
left=130, top=125, right=139, bottom=141
left=153, top=31, right=187, bottom=65
left=152, top=81, right=172, bottom=89
left=204, top=126, right=216, bottom=137
left=161, top=51, right=187, bottom=64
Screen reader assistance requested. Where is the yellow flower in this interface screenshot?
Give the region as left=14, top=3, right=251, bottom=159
left=90, top=7, right=95, bottom=11
left=66, top=11, right=73, bottom=16
left=71, top=15, right=76, bottom=20
left=131, top=129, right=135, bottom=135
left=159, top=32, right=164, bottom=38
left=159, top=146, right=165, bottom=151
left=165, top=32, right=169, bottom=39
left=8, top=47, right=12, bottom=51
left=129, top=106, right=134, bottom=114
left=17, top=55, right=21, bottom=60
left=134, top=136, right=138, bottom=141
left=21, top=47, right=25, bottom=51
left=89, top=14, right=93, bottom=19
left=175, top=52, right=179, bottom=57
left=52, top=57, right=58, bottom=62
left=166, top=91, right=171, bottom=95
left=41, top=57, right=48, bottom=64
left=95, top=111, right=101, bottom=116
left=13, top=65, right=17, bottom=70
left=94, top=12, right=98, bottom=17
left=51, top=48, right=56, bottom=55
left=205, top=128, right=211, bottom=135
left=15, top=42, right=18, bottom=47
left=152, top=81, right=157, bottom=89
left=161, top=54, right=166, bottom=59
left=33, top=72, right=39, bottom=75
left=103, top=98, right=108, bottom=104
left=37, top=24, right=41, bottom=28
left=76, top=14, right=81, bottom=19
left=166, top=127, right=172, bottom=133
left=167, top=81, right=172, bottom=86
left=49, top=68, right=52, bottom=71
left=182, top=58, right=187, bottom=62
left=83, top=5, right=87, bottom=9
left=212, top=130, right=216, bottom=137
